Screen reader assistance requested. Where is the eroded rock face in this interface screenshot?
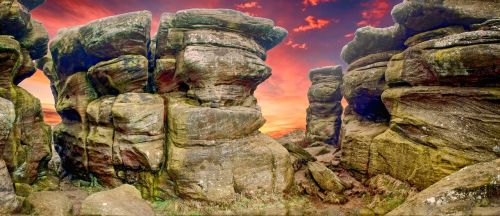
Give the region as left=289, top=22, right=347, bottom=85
left=305, top=66, right=343, bottom=146
left=42, top=8, right=291, bottom=201
left=388, top=159, right=500, bottom=216
left=0, top=159, right=20, bottom=214
left=340, top=0, right=500, bottom=198
left=0, top=0, right=51, bottom=187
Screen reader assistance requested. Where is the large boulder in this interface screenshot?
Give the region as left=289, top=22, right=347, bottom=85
left=392, top=0, right=500, bottom=33
left=388, top=159, right=500, bottom=216
left=18, top=19, right=48, bottom=59
left=78, top=184, right=154, bottom=216
left=369, top=86, right=500, bottom=189
left=25, top=190, right=88, bottom=216
left=0, top=0, right=31, bottom=38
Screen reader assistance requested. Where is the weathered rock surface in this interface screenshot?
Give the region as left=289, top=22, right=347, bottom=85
left=79, top=184, right=154, bottom=216
left=0, top=159, right=20, bottom=214
left=386, top=30, right=500, bottom=87
left=306, top=66, right=343, bottom=146
left=44, top=8, right=291, bottom=202
left=0, top=97, right=15, bottom=151
left=340, top=1, right=500, bottom=198
left=392, top=0, right=500, bottom=33
left=388, top=159, right=500, bottom=216
left=369, top=86, right=500, bottom=189
left=341, top=25, right=406, bottom=64
left=25, top=190, right=88, bottom=216
left=341, top=107, right=388, bottom=178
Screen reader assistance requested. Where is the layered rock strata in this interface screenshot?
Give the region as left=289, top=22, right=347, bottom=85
left=341, top=0, right=500, bottom=189
left=39, top=9, right=292, bottom=201
left=305, top=66, right=343, bottom=146
left=0, top=0, right=51, bottom=186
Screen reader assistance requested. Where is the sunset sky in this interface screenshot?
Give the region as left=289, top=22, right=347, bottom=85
left=20, top=0, right=399, bottom=136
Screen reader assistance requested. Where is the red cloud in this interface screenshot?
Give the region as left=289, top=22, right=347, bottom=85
left=356, top=0, right=390, bottom=27
left=235, top=1, right=261, bottom=9
left=286, top=40, right=308, bottom=49
left=344, top=32, right=354, bottom=39
left=302, top=0, right=336, bottom=7
left=293, top=16, right=335, bottom=32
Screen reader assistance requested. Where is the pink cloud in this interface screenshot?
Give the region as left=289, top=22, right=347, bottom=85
left=302, top=0, right=336, bottom=7
left=356, top=0, right=390, bottom=27
left=235, top=1, right=261, bottom=9
left=293, top=16, right=336, bottom=32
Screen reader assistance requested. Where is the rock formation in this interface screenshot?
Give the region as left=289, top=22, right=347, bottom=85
left=388, top=159, right=500, bottom=215
left=0, top=0, right=51, bottom=188
left=305, top=66, right=343, bottom=146
left=341, top=0, right=500, bottom=190
left=37, top=9, right=292, bottom=202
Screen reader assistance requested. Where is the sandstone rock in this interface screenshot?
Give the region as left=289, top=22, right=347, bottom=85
left=471, top=18, right=500, bottom=31
left=341, top=108, right=388, bottom=177
left=50, top=26, right=94, bottom=78
left=88, top=55, right=148, bottom=94
left=369, top=86, right=500, bottom=189
left=79, top=11, right=151, bottom=60
left=170, top=9, right=281, bottom=45
left=56, top=72, right=98, bottom=122
left=176, top=45, right=271, bottom=105
left=388, top=159, right=500, bottom=216
left=404, top=26, right=465, bottom=47
left=86, top=96, right=118, bottom=186
left=152, top=57, right=179, bottom=93
left=53, top=122, right=88, bottom=177
left=0, top=97, right=15, bottom=152
left=18, top=19, right=48, bottom=59
left=78, top=184, right=154, bottom=216
left=112, top=93, right=165, bottom=171
left=307, top=161, right=344, bottom=193
left=0, top=159, right=19, bottom=214
left=13, top=48, right=35, bottom=85
left=392, top=0, right=500, bottom=33
left=25, top=190, right=88, bottom=216
left=167, top=96, right=265, bottom=145
left=365, top=174, right=416, bottom=215
left=0, top=0, right=31, bottom=38
left=341, top=25, right=407, bottom=64
left=343, top=51, right=396, bottom=121
left=0, top=35, right=21, bottom=88
left=168, top=133, right=292, bottom=202
left=306, top=66, right=343, bottom=145
left=386, top=30, right=500, bottom=87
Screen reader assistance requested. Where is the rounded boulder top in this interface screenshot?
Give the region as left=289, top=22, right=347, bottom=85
left=308, top=65, right=343, bottom=81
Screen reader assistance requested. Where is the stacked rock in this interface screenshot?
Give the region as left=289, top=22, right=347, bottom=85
left=0, top=0, right=51, bottom=187
left=40, top=11, right=164, bottom=193
left=39, top=9, right=292, bottom=201
left=341, top=0, right=500, bottom=189
left=153, top=9, right=292, bottom=201
left=305, top=66, right=343, bottom=146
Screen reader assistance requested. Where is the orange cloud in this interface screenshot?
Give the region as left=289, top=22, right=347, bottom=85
left=302, top=0, right=336, bottom=7
left=356, top=0, right=390, bottom=27
left=286, top=40, right=308, bottom=49
left=293, top=16, right=335, bottom=32
left=235, top=1, right=261, bottom=9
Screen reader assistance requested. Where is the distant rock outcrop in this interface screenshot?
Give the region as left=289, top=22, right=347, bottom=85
left=38, top=9, right=292, bottom=201
left=0, top=0, right=51, bottom=188
left=305, top=66, right=343, bottom=146
left=340, top=0, right=500, bottom=191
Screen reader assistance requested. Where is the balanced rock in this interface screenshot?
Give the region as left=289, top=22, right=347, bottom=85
left=305, top=66, right=343, bottom=146
left=44, top=9, right=291, bottom=202
left=388, top=159, right=500, bottom=216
